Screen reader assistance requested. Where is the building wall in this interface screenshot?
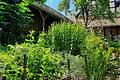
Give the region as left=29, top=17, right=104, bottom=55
left=103, top=26, right=120, bottom=40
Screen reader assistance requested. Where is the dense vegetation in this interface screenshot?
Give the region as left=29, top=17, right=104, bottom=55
left=0, top=22, right=120, bottom=80
left=0, top=0, right=120, bottom=80
left=0, top=1, right=33, bottom=45
left=48, top=22, right=87, bottom=55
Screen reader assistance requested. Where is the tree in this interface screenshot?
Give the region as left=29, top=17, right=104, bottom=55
left=58, top=0, right=115, bottom=27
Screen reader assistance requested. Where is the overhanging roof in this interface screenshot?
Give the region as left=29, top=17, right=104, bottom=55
left=31, top=2, right=70, bottom=21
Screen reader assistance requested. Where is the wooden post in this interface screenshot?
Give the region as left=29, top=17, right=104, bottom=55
left=67, top=59, right=70, bottom=72
left=67, top=59, right=71, bottom=80
left=23, top=49, right=28, bottom=80
left=39, top=10, right=48, bottom=32
left=84, top=55, right=89, bottom=80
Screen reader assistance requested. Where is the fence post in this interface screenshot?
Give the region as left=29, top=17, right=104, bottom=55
left=84, top=55, right=89, bottom=80
left=23, top=49, right=28, bottom=80
left=67, top=59, right=71, bottom=79
left=67, top=59, right=70, bottom=72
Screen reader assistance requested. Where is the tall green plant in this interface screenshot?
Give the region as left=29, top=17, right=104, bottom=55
left=48, top=22, right=87, bottom=55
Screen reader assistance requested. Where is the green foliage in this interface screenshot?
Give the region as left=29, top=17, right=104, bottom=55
left=25, top=30, right=36, bottom=43
left=27, top=46, right=63, bottom=79
left=0, top=20, right=120, bottom=80
left=0, top=45, right=22, bottom=79
left=38, top=32, right=48, bottom=47
left=0, top=32, right=64, bottom=80
left=64, top=54, right=85, bottom=78
left=9, top=44, right=63, bottom=80
left=48, top=22, right=87, bottom=55
left=84, top=33, right=119, bottom=80
left=109, top=40, right=120, bottom=49
left=85, top=34, right=108, bottom=79
left=0, top=1, right=33, bottom=45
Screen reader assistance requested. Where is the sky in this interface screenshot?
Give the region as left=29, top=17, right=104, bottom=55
left=45, top=0, right=61, bottom=11
left=45, top=0, right=75, bottom=15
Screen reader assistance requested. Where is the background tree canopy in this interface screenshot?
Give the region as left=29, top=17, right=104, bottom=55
left=58, top=0, right=115, bottom=26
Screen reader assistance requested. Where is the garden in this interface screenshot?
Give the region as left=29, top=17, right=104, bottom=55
left=0, top=0, right=120, bottom=80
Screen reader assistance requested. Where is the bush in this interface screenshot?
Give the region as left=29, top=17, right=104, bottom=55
left=48, top=22, right=87, bottom=55
left=18, top=43, right=63, bottom=79
left=84, top=33, right=119, bottom=80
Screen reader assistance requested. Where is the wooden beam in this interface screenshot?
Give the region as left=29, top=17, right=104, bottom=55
left=39, top=10, right=48, bottom=32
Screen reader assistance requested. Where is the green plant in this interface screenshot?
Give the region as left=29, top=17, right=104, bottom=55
left=48, top=22, right=87, bottom=55
left=84, top=33, right=119, bottom=80
left=0, top=45, right=21, bottom=80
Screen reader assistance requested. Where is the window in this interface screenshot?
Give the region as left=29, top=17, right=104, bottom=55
left=110, top=0, right=120, bottom=13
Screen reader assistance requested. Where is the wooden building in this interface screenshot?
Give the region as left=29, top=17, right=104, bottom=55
left=89, top=18, right=120, bottom=40
left=89, top=0, right=120, bottom=40
left=29, top=2, right=69, bottom=32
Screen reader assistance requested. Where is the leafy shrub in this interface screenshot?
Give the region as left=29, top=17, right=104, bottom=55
left=18, top=43, right=63, bottom=80
left=0, top=32, right=64, bottom=80
left=48, top=22, right=87, bottom=55
left=84, top=33, right=119, bottom=80
left=0, top=45, right=18, bottom=80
